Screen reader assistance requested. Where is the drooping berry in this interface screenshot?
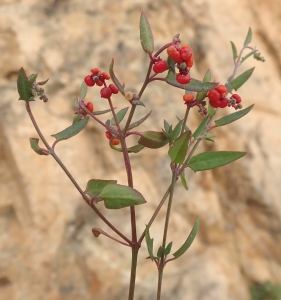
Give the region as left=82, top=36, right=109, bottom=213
left=109, top=84, right=119, bottom=94
left=176, top=73, right=191, bottom=85
left=231, top=94, right=242, bottom=103
left=105, top=131, right=112, bottom=139
left=86, top=102, right=94, bottom=112
left=215, top=85, right=228, bottom=96
left=112, top=138, right=120, bottom=146
left=183, top=94, right=194, bottom=103
left=100, top=87, right=112, bottom=99
left=84, top=75, right=95, bottom=87
left=153, top=60, right=168, bottom=73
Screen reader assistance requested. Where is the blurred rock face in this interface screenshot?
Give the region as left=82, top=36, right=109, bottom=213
left=0, top=0, right=281, bottom=299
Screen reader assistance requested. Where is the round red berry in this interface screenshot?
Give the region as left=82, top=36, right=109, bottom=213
left=219, top=99, right=228, bottom=108
left=215, top=85, right=228, bottom=96
left=167, top=45, right=183, bottom=64
left=112, top=138, right=120, bottom=146
left=84, top=75, right=95, bottom=87
left=207, top=89, right=220, bottom=102
left=180, top=45, right=192, bottom=61
left=105, top=131, right=112, bottom=139
left=231, top=94, right=242, bottom=103
left=86, top=102, right=94, bottom=112
left=176, top=73, right=191, bottom=85
left=100, top=87, right=112, bottom=99
left=102, top=72, right=110, bottom=80
left=153, top=60, right=168, bottom=73
left=109, top=84, right=119, bottom=94
left=90, top=68, right=101, bottom=75
left=183, top=94, right=194, bottom=103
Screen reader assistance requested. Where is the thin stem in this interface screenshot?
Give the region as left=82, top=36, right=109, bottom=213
left=156, top=172, right=177, bottom=300
left=180, top=105, right=191, bottom=135
left=25, top=101, right=131, bottom=245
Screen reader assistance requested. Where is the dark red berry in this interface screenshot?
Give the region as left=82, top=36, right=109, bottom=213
left=153, top=60, right=168, bottom=73
left=231, top=94, right=242, bottom=103
left=100, top=87, right=112, bottom=99
left=176, top=73, right=191, bottom=84
left=84, top=75, right=95, bottom=87
left=207, top=89, right=220, bottom=102
left=219, top=99, right=228, bottom=108
left=86, top=102, right=94, bottom=112
left=109, top=84, right=119, bottom=94
left=215, top=85, right=228, bottom=96
left=105, top=131, right=112, bottom=139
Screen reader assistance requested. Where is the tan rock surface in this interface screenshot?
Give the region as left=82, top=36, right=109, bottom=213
left=0, top=0, right=280, bottom=299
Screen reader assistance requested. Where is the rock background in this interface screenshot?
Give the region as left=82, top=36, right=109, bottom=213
left=0, top=0, right=281, bottom=299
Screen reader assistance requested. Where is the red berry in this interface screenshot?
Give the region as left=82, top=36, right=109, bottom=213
left=90, top=68, right=101, bottom=75
left=176, top=73, right=191, bottom=84
left=109, top=84, right=119, bottom=94
left=100, top=87, right=112, bottom=99
left=186, top=55, right=193, bottom=68
left=215, top=85, right=228, bottom=96
left=219, top=99, right=228, bottom=108
left=105, top=131, right=112, bottom=139
left=180, top=45, right=192, bottom=61
left=102, top=72, right=110, bottom=80
left=153, top=60, right=168, bottom=73
left=96, top=79, right=103, bottom=86
left=84, top=75, right=95, bottom=87
left=167, top=45, right=183, bottom=64
left=231, top=94, right=242, bottom=103
left=112, top=138, right=120, bottom=146
left=183, top=94, right=194, bottom=103
left=207, top=89, right=220, bottom=102
left=86, top=102, right=94, bottom=112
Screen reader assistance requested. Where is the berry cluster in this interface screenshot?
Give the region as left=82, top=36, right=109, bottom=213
left=167, top=44, right=194, bottom=85
left=207, top=85, right=242, bottom=109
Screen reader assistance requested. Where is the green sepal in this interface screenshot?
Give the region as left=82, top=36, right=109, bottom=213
left=29, top=138, right=49, bottom=155
left=51, top=117, right=89, bottom=142
left=168, top=131, right=191, bottom=163
left=86, top=179, right=117, bottom=198
left=215, top=104, right=254, bottom=127
left=166, top=70, right=218, bottom=92
left=230, top=67, right=255, bottom=91
left=173, top=217, right=199, bottom=259
left=140, top=11, right=154, bottom=54
left=111, top=107, right=129, bottom=125
left=138, top=131, right=169, bottom=149
left=17, top=67, right=34, bottom=101
left=188, top=151, right=246, bottom=172
left=97, top=184, right=146, bottom=209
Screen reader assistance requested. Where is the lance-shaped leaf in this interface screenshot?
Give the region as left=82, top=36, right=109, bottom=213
left=157, top=246, right=165, bottom=258
left=241, top=50, right=257, bottom=63
left=127, top=144, right=145, bottom=153
left=138, top=131, right=169, bottom=149
left=173, top=217, right=199, bottom=259
left=98, top=184, right=146, bottom=209
left=128, top=110, right=152, bottom=130
left=230, top=41, right=238, bottom=60
left=169, top=120, right=183, bottom=142
left=215, top=104, right=254, bottom=127
left=192, top=115, right=210, bottom=139
left=196, top=69, right=212, bottom=102
left=92, top=108, right=112, bottom=115
left=109, top=59, right=125, bottom=96
left=140, top=11, right=154, bottom=54
left=188, top=151, right=246, bottom=172
left=145, top=226, right=155, bottom=261
left=231, top=67, right=255, bottom=91
left=17, top=67, right=34, bottom=101
left=168, top=131, right=191, bottom=163
left=164, top=242, right=173, bottom=256
left=79, top=81, right=87, bottom=100
left=180, top=171, right=188, bottom=190
left=166, top=70, right=218, bottom=92
left=29, top=138, right=49, bottom=155
left=163, top=119, right=171, bottom=134
left=28, top=73, right=38, bottom=85
left=51, top=117, right=89, bottom=142
left=244, top=27, right=252, bottom=46
left=86, top=179, right=117, bottom=197
left=111, top=107, right=129, bottom=125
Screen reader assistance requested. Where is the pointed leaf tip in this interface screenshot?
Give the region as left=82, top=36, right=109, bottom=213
left=140, top=11, right=154, bottom=54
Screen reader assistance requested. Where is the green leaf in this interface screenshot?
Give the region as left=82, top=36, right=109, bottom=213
left=164, top=119, right=170, bottom=134
left=241, top=50, right=257, bottom=63
left=168, top=131, right=191, bottom=163
left=192, top=115, right=210, bottom=139
left=29, top=138, right=49, bottom=155
left=231, top=67, right=255, bottom=91
left=72, top=115, right=81, bottom=124
left=230, top=41, right=238, bottom=60
left=180, top=171, right=188, bottom=190
left=215, top=104, right=254, bottom=127
left=17, top=67, right=34, bottom=101
left=111, top=107, right=129, bottom=125
left=169, top=120, right=183, bottom=142
left=188, top=151, right=246, bottom=172
left=127, top=144, right=145, bottom=153
left=51, top=117, right=89, bottom=142
left=196, top=69, right=212, bottom=102
left=73, top=96, right=79, bottom=108
left=173, top=217, right=199, bottom=259
left=157, top=246, right=164, bottom=258
left=131, top=99, right=145, bottom=107
left=128, top=110, right=152, bottom=130
left=28, top=74, right=38, bottom=85
left=138, top=131, right=169, bottom=149
left=92, top=108, right=112, bottom=115
left=166, top=70, right=218, bottom=92
left=109, top=59, right=125, bottom=96
left=244, top=27, right=252, bottom=46
left=164, top=242, right=173, bottom=256
left=140, top=11, right=154, bottom=54
left=145, top=226, right=155, bottom=261
left=79, top=81, right=87, bottom=100
left=98, top=184, right=146, bottom=209
left=86, top=179, right=117, bottom=198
